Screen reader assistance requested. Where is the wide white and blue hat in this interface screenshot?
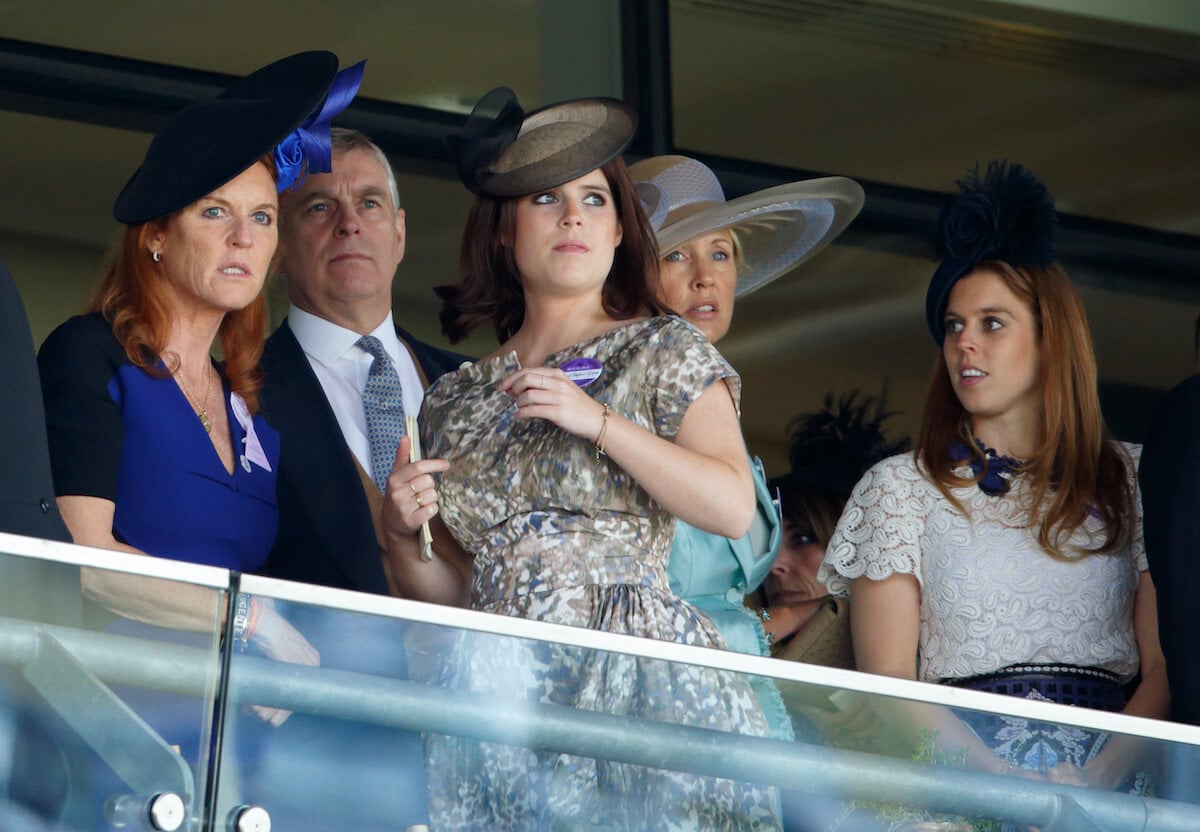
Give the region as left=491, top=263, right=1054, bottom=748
left=629, top=155, right=864, bottom=297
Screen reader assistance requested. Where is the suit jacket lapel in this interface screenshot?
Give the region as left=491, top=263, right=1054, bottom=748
left=398, top=336, right=432, bottom=390
left=396, top=324, right=471, bottom=388
left=263, top=321, right=388, bottom=595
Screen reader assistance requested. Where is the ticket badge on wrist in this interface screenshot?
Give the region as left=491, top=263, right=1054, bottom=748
left=561, top=357, right=603, bottom=387
left=405, top=414, right=434, bottom=562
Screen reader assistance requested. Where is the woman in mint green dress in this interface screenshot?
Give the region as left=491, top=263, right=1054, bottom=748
left=628, top=155, right=864, bottom=739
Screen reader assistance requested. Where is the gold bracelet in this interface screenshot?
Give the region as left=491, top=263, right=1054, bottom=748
left=594, top=402, right=610, bottom=462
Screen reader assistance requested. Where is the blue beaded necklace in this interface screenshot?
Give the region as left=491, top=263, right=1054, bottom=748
left=950, top=438, right=1026, bottom=496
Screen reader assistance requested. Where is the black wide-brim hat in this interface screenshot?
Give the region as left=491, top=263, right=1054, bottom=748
left=448, top=86, right=636, bottom=198
left=113, top=51, right=340, bottom=224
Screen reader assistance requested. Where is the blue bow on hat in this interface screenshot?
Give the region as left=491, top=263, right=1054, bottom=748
left=114, top=51, right=364, bottom=224
left=274, top=60, right=366, bottom=192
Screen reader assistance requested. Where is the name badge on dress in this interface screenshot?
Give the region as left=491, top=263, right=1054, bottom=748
left=561, top=357, right=603, bottom=387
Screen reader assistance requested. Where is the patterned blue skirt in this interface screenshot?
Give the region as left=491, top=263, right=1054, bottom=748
left=945, top=664, right=1151, bottom=792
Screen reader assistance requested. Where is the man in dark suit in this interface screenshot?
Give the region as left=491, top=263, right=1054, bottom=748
left=261, top=128, right=468, bottom=594
left=1140, top=370, right=1200, bottom=800
left=256, top=129, right=467, bottom=830
left=0, top=260, right=73, bottom=549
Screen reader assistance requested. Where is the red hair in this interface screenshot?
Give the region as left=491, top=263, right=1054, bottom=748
left=87, top=160, right=275, bottom=412
left=917, top=261, right=1134, bottom=559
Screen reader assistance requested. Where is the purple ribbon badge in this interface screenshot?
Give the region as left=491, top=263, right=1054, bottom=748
left=561, top=357, right=603, bottom=387
left=231, top=393, right=272, bottom=472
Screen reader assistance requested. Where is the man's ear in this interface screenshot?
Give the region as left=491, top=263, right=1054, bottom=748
left=394, top=208, right=407, bottom=264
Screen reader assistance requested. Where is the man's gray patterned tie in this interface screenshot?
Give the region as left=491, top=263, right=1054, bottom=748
left=357, top=335, right=405, bottom=493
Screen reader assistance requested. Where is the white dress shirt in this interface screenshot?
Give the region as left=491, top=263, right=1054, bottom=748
left=288, top=305, right=426, bottom=483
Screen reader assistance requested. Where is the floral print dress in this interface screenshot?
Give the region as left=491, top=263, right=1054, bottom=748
left=420, top=316, right=780, bottom=831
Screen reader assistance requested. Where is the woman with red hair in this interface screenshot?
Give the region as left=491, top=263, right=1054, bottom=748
left=821, top=162, right=1166, bottom=800
left=37, top=52, right=361, bottom=690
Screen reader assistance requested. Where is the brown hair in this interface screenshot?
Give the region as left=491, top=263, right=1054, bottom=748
left=777, top=483, right=845, bottom=548
left=87, top=159, right=275, bottom=412
left=437, top=156, right=667, bottom=344
left=917, top=260, right=1133, bottom=559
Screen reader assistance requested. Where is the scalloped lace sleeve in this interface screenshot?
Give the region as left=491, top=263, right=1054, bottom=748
left=818, top=445, right=1146, bottom=681
left=819, top=454, right=934, bottom=597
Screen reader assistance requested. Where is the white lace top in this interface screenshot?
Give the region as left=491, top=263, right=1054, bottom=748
left=819, top=445, right=1146, bottom=683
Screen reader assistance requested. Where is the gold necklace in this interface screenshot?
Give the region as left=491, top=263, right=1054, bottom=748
left=178, top=364, right=214, bottom=434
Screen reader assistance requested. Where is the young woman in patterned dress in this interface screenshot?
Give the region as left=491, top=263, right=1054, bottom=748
left=382, top=88, right=781, bottom=831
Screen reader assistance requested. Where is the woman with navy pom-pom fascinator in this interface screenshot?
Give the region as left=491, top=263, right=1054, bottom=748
left=819, top=160, right=1165, bottom=802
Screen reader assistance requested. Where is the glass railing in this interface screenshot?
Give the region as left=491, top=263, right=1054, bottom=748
left=0, top=531, right=227, bottom=831
left=3, top=530, right=1199, bottom=832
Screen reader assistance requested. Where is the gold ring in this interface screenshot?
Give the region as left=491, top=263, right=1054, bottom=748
left=409, top=481, right=419, bottom=496
left=414, top=493, right=424, bottom=508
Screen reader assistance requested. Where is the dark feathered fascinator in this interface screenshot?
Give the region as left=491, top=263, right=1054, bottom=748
left=777, top=389, right=911, bottom=499
left=925, top=160, right=1058, bottom=344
